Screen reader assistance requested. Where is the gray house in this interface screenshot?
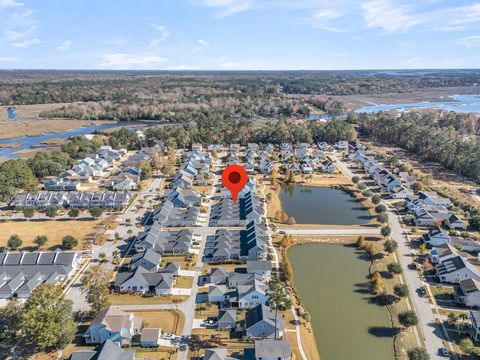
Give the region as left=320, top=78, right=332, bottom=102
left=254, top=339, right=291, bottom=360
left=245, top=304, right=285, bottom=339
left=218, top=309, right=237, bottom=330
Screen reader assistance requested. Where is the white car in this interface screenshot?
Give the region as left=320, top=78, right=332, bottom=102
left=163, top=333, right=175, bottom=340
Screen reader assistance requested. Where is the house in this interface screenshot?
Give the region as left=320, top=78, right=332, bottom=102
left=246, top=260, right=272, bottom=281
left=218, top=309, right=237, bottom=330
left=429, top=243, right=457, bottom=264
left=165, top=188, right=202, bottom=208
left=334, top=141, right=349, bottom=150
left=259, top=161, right=274, bottom=174
left=152, top=200, right=200, bottom=227
left=202, top=268, right=228, bottom=285
left=418, top=191, right=452, bottom=209
left=254, top=340, right=291, bottom=360
left=204, top=348, right=236, bottom=360
left=320, top=160, right=336, bottom=173
left=130, top=249, right=161, bottom=272
left=70, top=339, right=135, bottom=360
left=264, top=143, right=275, bottom=152
left=238, top=279, right=268, bottom=308
left=208, top=285, right=228, bottom=303
left=445, top=214, right=467, bottom=231
left=192, top=143, right=203, bottom=152
left=390, top=186, right=413, bottom=199
left=317, top=142, right=330, bottom=150
left=44, top=178, right=80, bottom=191
left=135, top=227, right=194, bottom=255
left=0, top=250, right=80, bottom=299
left=84, top=307, right=142, bottom=345
left=422, top=227, right=450, bottom=247
left=114, top=266, right=174, bottom=295
left=470, top=311, right=480, bottom=341
left=436, top=256, right=480, bottom=283
left=455, top=279, right=480, bottom=307
left=301, top=163, right=313, bottom=174
left=140, top=328, right=162, bottom=347
left=413, top=208, right=444, bottom=227
left=287, top=163, right=301, bottom=174
left=245, top=304, right=285, bottom=339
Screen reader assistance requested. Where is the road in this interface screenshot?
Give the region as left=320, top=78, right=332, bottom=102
left=332, top=154, right=447, bottom=359
left=276, top=228, right=381, bottom=235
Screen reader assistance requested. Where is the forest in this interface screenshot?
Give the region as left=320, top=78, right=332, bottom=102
left=348, top=110, right=480, bottom=182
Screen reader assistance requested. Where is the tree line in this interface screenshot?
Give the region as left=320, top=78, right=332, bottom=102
left=348, top=110, right=480, bottom=182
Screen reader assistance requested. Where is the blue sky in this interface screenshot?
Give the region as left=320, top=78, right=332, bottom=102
left=1, top=0, right=480, bottom=70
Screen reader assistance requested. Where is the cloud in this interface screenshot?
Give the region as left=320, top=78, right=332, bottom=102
left=0, top=56, right=17, bottom=62
left=193, top=39, right=210, bottom=53
left=458, top=35, right=480, bottom=49
left=99, top=53, right=167, bottom=69
left=362, top=0, right=424, bottom=34
left=148, top=23, right=169, bottom=48
left=12, top=37, right=41, bottom=48
left=57, top=40, right=72, bottom=51
left=196, top=0, right=253, bottom=17
left=0, top=0, right=23, bottom=8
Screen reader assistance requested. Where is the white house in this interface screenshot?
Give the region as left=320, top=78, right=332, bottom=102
left=456, top=279, right=480, bottom=307
left=422, top=227, right=450, bottom=247
left=436, top=256, right=480, bottom=284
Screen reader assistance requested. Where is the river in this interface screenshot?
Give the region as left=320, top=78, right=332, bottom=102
left=0, top=122, right=134, bottom=159
left=288, top=244, right=394, bottom=360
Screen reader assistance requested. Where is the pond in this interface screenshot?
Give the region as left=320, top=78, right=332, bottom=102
left=279, top=185, right=370, bottom=225
left=357, top=94, right=480, bottom=114
left=288, top=243, right=394, bottom=360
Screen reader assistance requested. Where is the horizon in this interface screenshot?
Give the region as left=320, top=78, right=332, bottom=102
left=1, top=0, right=480, bottom=70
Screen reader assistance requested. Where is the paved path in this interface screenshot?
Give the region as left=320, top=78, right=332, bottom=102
left=332, top=154, right=448, bottom=359
left=276, top=228, right=381, bottom=235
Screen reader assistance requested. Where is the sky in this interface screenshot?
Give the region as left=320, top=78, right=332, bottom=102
left=1, top=0, right=480, bottom=70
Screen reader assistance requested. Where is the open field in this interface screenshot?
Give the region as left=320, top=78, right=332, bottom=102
left=332, top=86, right=480, bottom=110
left=107, top=293, right=188, bottom=305
left=174, top=275, right=194, bottom=288
left=133, top=310, right=185, bottom=334
left=0, top=219, right=104, bottom=250
left=0, top=118, right=113, bottom=140
left=0, top=103, right=70, bottom=121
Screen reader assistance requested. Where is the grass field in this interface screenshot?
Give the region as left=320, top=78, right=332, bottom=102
left=133, top=310, right=185, bottom=334
left=0, top=219, right=104, bottom=250
left=174, top=276, right=194, bottom=288
left=107, top=293, right=188, bottom=305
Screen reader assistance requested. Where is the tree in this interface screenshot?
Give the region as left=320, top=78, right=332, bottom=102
left=407, top=347, right=430, bottom=360
left=89, top=207, right=103, bottom=219
left=412, top=182, right=425, bottom=192
left=371, top=271, right=383, bottom=294
left=45, top=205, right=59, bottom=219
left=0, top=300, right=23, bottom=343
left=82, top=264, right=110, bottom=314
left=356, top=236, right=365, bottom=249
left=375, top=204, right=387, bottom=213
left=394, top=284, right=409, bottom=298
left=352, top=176, right=360, bottom=183
left=280, top=234, right=292, bottom=249
left=280, top=212, right=289, bottom=224
left=33, top=235, right=48, bottom=249
left=267, top=276, right=292, bottom=340
left=280, top=258, right=293, bottom=283
left=362, top=190, right=372, bottom=198
left=398, top=310, right=418, bottom=328
left=384, top=239, right=398, bottom=253
left=377, top=212, right=389, bottom=224
left=357, top=182, right=367, bottom=190
left=274, top=210, right=281, bottom=221
left=287, top=216, right=296, bottom=225
left=459, top=337, right=474, bottom=355
left=387, top=262, right=402, bottom=275
left=23, top=206, right=35, bottom=219
left=20, top=284, right=76, bottom=350
left=7, top=234, right=22, bottom=250
left=470, top=216, right=480, bottom=231
left=381, top=225, right=392, bottom=238
left=98, top=252, right=107, bottom=261
left=62, top=235, right=78, bottom=250
left=371, top=194, right=381, bottom=205
left=68, top=208, right=80, bottom=219
left=139, top=160, right=152, bottom=180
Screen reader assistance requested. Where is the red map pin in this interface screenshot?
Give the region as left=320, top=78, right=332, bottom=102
left=222, top=164, right=248, bottom=204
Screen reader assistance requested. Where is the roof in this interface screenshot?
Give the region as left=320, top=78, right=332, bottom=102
left=255, top=340, right=291, bottom=358
left=204, top=348, right=228, bottom=360
left=460, top=278, right=480, bottom=293
left=218, top=309, right=236, bottom=323
left=89, top=307, right=139, bottom=334
left=246, top=260, right=272, bottom=273
left=96, top=339, right=135, bottom=360
left=140, top=328, right=161, bottom=342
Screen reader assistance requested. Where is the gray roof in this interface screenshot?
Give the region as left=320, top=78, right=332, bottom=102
left=204, top=348, right=228, bottom=360
left=255, top=340, right=291, bottom=358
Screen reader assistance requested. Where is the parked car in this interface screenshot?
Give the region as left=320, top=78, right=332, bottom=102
left=439, top=347, right=448, bottom=357
left=408, top=263, right=418, bottom=270
left=163, top=333, right=175, bottom=340
left=416, top=287, right=426, bottom=297
left=204, top=319, right=217, bottom=328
